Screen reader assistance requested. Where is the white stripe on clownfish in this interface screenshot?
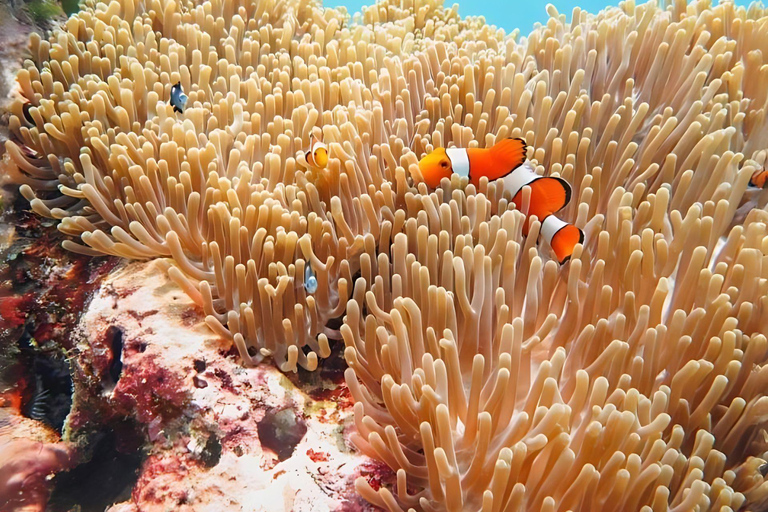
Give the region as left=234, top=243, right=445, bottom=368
left=502, top=160, right=541, bottom=199
left=539, top=214, right=585, bottom=264
left=445, top=148, right=470, bottom=178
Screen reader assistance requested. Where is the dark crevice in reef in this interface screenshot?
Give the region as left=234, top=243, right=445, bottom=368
left=193, top=358, right=206, bottom=373
left=0, top=189, right=119, bottom=429
left=0, top=185, right=134, bottom=504
left=47, top=427, right=145, bottom=512
left=105, top=325, right=124, bottom=387
left=324, top=315, right=344, bottom=331
left=17, top=327, right=73, bottom=433
left=257, top=407, right=307, bottom=461
left=200, top=432, right=222, bottom=468
left=289, top=342, right=349, bottom=402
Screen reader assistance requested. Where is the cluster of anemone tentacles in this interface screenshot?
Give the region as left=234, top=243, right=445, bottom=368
left=6, top=0, right=768, bottom=510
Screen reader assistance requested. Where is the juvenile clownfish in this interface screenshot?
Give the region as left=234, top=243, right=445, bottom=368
left=304, top=262, right=318, bottom=294
left=170, top=82, right=188, bottom=114
left=749, top=168, right=768, bottom=188
left=418, top=138, right=584, bottom=263
left=305, top=135, right=328, bottom=169
left=21, top=102, right=34, bottom=124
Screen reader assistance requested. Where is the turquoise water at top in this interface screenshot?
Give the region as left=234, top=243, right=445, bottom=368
left=323, top=0, right=750, bottom=35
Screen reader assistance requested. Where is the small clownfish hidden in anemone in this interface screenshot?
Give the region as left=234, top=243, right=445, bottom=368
left=304, top=262, right=318, bottom=294
left=21, top=102, right=34, bottom=124
left=170, top=82, right=188, bottom=114
left=418, top=137, right=584, bottom=264
left=749, top=168, right=768, bottom=188
left=305, top=135, right=328, bottom=169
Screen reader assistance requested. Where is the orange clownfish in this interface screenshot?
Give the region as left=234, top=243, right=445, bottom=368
left=305, top=135, right=328, bottom=169
left=417, top=138, right=584, bottom=263
left=749, top=168, right=768, bottom=189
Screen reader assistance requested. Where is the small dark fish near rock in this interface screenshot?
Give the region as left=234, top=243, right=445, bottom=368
left=27, top=378, right=50, bottom=422
left=304, top=262, right=318, bottom=294
left=29, top=389, right=49, bottom=421
left=169, top=82, right=188, bottom=114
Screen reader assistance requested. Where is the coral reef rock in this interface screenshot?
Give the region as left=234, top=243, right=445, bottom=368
left=73, top=260, right=378, bottom=512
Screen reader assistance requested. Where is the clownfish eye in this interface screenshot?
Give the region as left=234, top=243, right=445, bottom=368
left=440, top=161, right=449, bottom=168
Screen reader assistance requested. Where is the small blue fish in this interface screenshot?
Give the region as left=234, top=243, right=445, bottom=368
left=304, top=262, right=318, bottom=294
left=170, top=82, right=188, bottom=114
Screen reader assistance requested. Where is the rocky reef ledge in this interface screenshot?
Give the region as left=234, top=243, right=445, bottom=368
left=72, top=259, right=379, bottom=512
left=0, top=232, right=385, bottom=510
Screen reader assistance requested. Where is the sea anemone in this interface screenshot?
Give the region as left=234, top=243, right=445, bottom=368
left=6, top=0, right=389, bottom=372
left=5, top=0, right=768, bottom=509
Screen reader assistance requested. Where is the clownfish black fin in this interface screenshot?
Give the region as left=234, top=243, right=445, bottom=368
left=552, top=176, right=572, bottom=209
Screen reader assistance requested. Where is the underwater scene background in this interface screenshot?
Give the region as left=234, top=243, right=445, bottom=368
left=1, top=0, right=768, bottom=511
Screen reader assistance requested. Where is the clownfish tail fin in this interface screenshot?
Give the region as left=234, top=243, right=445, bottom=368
left=540, top=215, right=584, bottom=264
left=489, top=137, right=528, bottom=171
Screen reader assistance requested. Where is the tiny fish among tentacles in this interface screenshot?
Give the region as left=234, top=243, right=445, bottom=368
left=305, top=135, right=328, bottom=169
left=749, top=168, right=768, bottom=188
left=170, top=82, right=188, bottom=114
left=418, top=138, right=583, bottom=264
left=304, top=262, right=318, bottom=294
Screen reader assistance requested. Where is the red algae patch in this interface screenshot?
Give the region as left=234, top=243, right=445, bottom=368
left=132, top=453, right=200, bottom=508
left=112, top=354, right=189, bottom=424
left=0, top=294, right=31, bottom=328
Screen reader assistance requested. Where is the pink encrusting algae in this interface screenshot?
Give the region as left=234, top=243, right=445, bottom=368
left=4, top=0, right=768, bottom=510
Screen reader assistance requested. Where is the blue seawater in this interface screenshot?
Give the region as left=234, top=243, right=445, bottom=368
left=323, top=0, right=750, bottom=35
